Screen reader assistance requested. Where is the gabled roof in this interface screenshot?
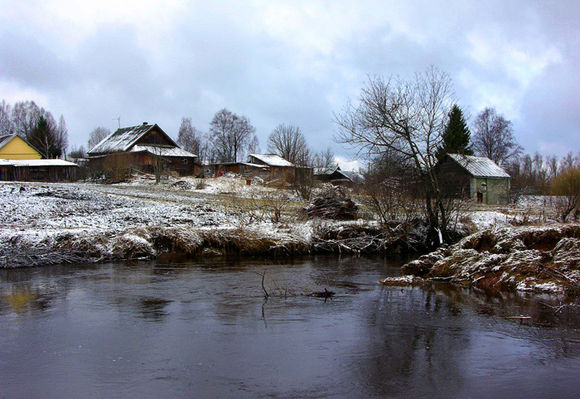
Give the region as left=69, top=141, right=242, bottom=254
left=314, top=166, right=340, bottom=176
left=88, top=123, right=178, bottom=155
left=447, top=154, right=510, bottom=178
left=249, top=154, right=293, bottom=167
left=0, top=134, right=45, bottom=157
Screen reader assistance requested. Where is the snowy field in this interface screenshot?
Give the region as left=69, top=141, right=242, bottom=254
left=0, top=175, right=565, bottom=268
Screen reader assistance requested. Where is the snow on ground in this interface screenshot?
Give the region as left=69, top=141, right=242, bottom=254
left=469, top=211, right=512, bottom=229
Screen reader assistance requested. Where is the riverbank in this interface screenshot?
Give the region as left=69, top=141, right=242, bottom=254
left=0, top=179, right=433, bottom=267
left=383, top=223, right=580, bottom=296
left=2, top=179, right=578, bottom=299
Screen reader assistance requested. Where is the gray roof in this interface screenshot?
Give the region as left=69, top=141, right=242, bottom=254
left=88, top=123, right=180, bottom=155
left=448, top=154, right=510, bottom=178
left=249, top=154, right=293, bottom=167
left=0, top=135, right=12, bottom=149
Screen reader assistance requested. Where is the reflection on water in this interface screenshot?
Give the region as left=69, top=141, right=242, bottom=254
left=0, top=256, right=579, bottom=399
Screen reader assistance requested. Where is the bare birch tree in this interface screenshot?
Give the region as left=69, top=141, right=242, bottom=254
left=336, top=66, right=454, bottom=241
left=177, top=117, right=202, bottom=156
left=472, top=107, right=522, bottom=165
left=0, top=100, right=12, bottom=135
left=209, top=109, right=257, bottom=162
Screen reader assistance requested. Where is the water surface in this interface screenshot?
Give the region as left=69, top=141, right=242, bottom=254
left=0, top=256, right=579, bottom=398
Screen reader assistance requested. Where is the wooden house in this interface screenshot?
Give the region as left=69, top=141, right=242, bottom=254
left=0, top=134, right=43, bottom=160
left=314, top=166, right=363, bottom=186
left=88, top=123, right=199, bottom=176
left=436, top=154, right=510, bottom=204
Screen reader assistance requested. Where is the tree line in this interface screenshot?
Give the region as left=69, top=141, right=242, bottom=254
left=0, top=100, right=68, bottom=158
left=336, top=66, right=580, bottom=240
left=176, top=108, right=337, bottom=169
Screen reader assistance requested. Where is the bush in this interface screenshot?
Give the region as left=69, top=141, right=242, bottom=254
left=551, top=167, right=580, bottom=222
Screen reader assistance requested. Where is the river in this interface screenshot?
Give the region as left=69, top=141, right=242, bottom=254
left=0, top=256, right=579, bottom=398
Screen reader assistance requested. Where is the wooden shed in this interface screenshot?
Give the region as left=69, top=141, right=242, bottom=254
left=248, top=154, right=297, bottom=182
left=0, top=159, right=78, bottom=182
left=436, top=154, right=510, bottom=204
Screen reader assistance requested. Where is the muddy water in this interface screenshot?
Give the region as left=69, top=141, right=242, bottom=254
left=0, top=256, right=579, bottom=399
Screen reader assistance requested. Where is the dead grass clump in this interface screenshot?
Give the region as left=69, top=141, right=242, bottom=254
left=54, top=233, right=110, bottom=259
left=146, top=226, right=203, bottom=255
left=111, top=232, right=156, bottom=260
left=461, top=230, right=498, bottom=252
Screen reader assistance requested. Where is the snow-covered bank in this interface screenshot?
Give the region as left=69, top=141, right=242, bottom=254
left=385, top=224, right=580, bottom=296
left=1, top=180, right=434, bottom=267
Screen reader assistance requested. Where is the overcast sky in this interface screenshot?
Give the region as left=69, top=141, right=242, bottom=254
left=1, top=0, right=578, bottom=167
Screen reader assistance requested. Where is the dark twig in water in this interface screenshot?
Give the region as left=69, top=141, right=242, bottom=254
left=307, top=288, right=335, bottom=298
left=260, top=271, right=270, bottom=299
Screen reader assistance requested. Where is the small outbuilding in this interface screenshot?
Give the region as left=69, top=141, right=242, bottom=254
left=0, top=159, right=78, bottom=181
left=88, top=123, right=200, bottom=176
left=314, top=166, right=363, bottom=186
left=436, top=154, right=510, bottom=205
left=248, top=154, right=296, bottom=182
left=204, top=162, right=269, bottom=178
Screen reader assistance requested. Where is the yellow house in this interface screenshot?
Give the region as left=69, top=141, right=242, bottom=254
left=0, top=134, right=43, bottom=160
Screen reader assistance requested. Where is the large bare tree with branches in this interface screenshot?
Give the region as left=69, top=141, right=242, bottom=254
left=472, top=107, right=521, bottom=165
left=336, top=67, right=454, bottom=242
left=209, top=109, right=257, bottom=163
left=267, top=124, right=310, bottom=165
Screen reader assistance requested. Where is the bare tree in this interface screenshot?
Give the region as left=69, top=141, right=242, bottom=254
left=56, top=115, right=68, bottom=157
left=88, top=127, right=111, bottom=150
left=68, top=145, right=86, bottom=159
left=472, top=107, right=522, bottom=165
left=209, top=108, right=257, bottom=162
left=267, top=124, right=310, bottom=165
left=312, top=147, right=337, bottom=169
left=560, top=151, right=580, bottom=171
left=336, top=67, right=454, bottom=241
left=551, top=167, right=580, bottom=222
left=0, top=100, right=12, bottom=135
left=177, top=117, right=202, bottom=155
left=11, top=101, right=42, bottom=138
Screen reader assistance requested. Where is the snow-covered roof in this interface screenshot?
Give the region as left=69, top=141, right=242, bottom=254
left=447, top=154, right=510, bottom=178
left=0, top=159, right=78, bottom=167
left=88, top=123, right=178, bottom=155
left=130, top=145, right=197, bottom=158
left=314, top=166, right=340, bottom=176
left=249, top=154, right=293, bottom=167
left=0, top=135, right=14, bottom=150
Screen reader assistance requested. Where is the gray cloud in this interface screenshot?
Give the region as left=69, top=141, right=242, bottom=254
left=0, top=0, right=578, bottom=158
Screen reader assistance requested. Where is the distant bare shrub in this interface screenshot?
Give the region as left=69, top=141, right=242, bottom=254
left=551, top=167, right=580, bottom=222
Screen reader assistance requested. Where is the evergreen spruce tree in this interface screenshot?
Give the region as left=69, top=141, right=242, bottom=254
left=436, top=104, right=473, bottom=161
